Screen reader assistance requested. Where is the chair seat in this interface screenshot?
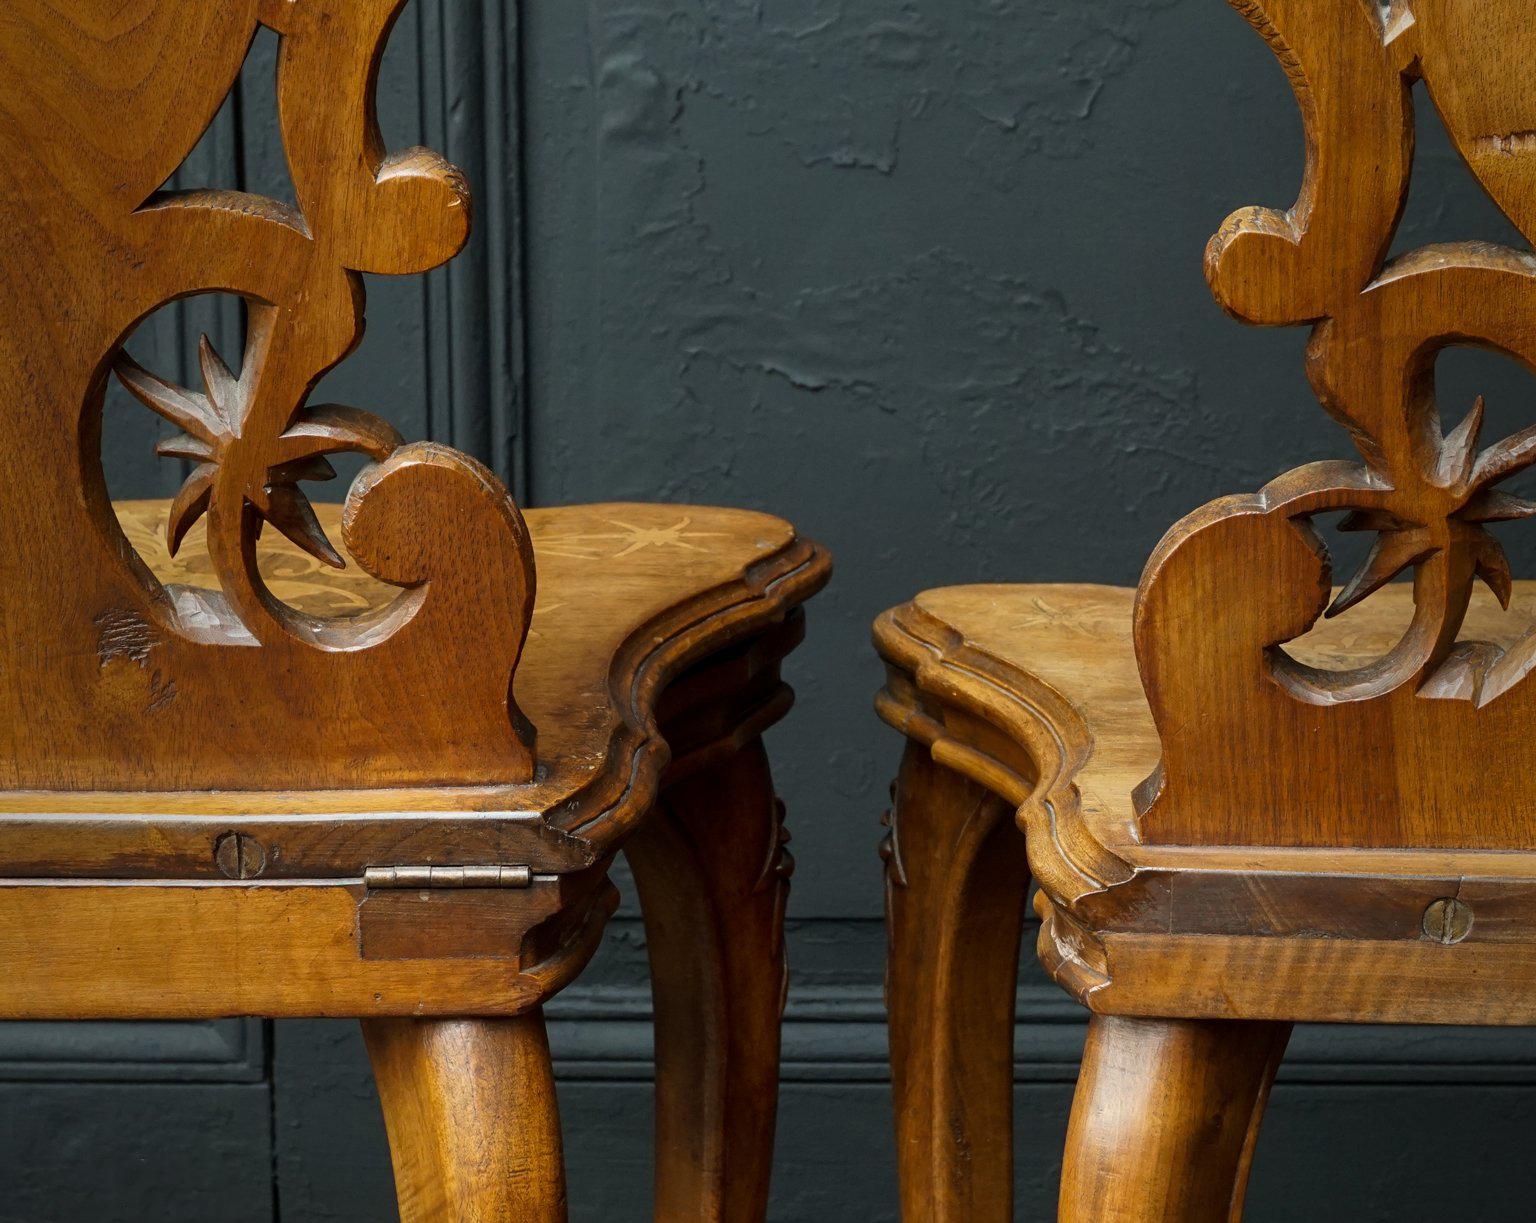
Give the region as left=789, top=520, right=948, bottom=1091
left=0, top=499, right=825, bottom=1020
left=881, top=579, right=1536, bottom=857
left=875, top=579, right=1536, bottom=1025
left=0, top=500, right=827, bottom=882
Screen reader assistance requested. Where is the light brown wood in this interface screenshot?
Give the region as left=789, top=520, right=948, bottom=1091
left=626, top=738, right=789, bottom=1223
left=1, top=0, right=535, bottom=791
left=0, top=500, right=821, bottom=878
left=1148, top=0, right=1536, bottom=850
left=2, top=4, right=831, bottom=1217
left=879, top=581, right=1536, bottom=1024
left=884, top=742, right=1029, bottom=1223
left=876, top=3, right=1536, bottom=1216
left=881, top=578, right=1536, bottom=864
left=365, top=1013, right=568, bottom=1222
left=1059, top=1017, right=1290, bottom=1223
left=0, top=876, right=612, bottom=1019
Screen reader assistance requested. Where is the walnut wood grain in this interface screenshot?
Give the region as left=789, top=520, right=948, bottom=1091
left=0, top=878, right=613, bottom=1019
left=876, top=581, right=1536, bottom=1023
left=0, top=502, right=826, bottom=881
left=879, top=6, right=1536, bottom=1211
left=364, top=1014, right=568, bottom=1222
left=1, top=0, right=535, bottom=791
left=1146, top=0, right=1536, bottom=849
left=626, top=738, right=790, bottom=1223
left=1058, top=1017, right=1290, bottom=1223
left=4, top=6, right=829, bottom=1217
left=885, top=742, right=1029, bottom=1223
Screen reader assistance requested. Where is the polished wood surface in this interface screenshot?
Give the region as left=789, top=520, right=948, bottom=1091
left=882, top=578, right=1536, bottom=860
left=0, top=500, right=822, bottom=873
left=0, top=872, right=612, bottom=1020
left=365, top=1014, right=568, bottom=1222
left=627, top=738, right=791, bottom=1220
left=1058, top=1017, right=1289, bottom=1223
left=877, top=1, right=1536, bottom=1217
left=0, top=0, right=535, bottom=792
left=1150, top=0, right=1536, bottom=850
left=2, top=3, right=830, bottom=1219
left=884, top=742, right=1029, bottom=1223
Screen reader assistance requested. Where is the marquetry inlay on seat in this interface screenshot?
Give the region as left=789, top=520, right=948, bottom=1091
left=20, top=499, right=821, bottom=846
left=880, top=579, right=1536, bottom=860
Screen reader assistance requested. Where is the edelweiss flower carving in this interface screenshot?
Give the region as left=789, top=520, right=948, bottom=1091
left=1128, top=0, right=1536, bottom=848
left=1328, top=397, right=1536, bottom=618
left=114, top=336, right=400, bottom=568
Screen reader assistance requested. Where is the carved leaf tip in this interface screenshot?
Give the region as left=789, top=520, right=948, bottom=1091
left=155, top=434, right=214, bottom=462
left=1338, top=508, right=1414, bottom=534
left=1438, top=395, right=1484, bottom=491
left=166, top=463, right=216, bottom=558
left=269, top=455, right=338, bottom=486
left=1461, top=488, right=1536, bottom=523
left=1470, top=418, right=1536, bottom=491
left=274, top=404, right=402, bottom=464
left=113, top=352, right=225, bottom=446
left=1326, top=527, right=1436, bottom=618
left=196, top=334, right=242, bottom=429
left=264, top=482, right=345, bottom=569
left=1473, top=534, right=1514, bottom=610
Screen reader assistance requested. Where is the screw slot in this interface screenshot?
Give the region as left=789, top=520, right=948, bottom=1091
left=214, top=831, right=266, bottom=880
left=1422, top=897, right=1473, bottom=945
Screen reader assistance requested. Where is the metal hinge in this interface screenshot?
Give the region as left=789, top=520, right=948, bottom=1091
left=363, top=864, right=535, bottom=889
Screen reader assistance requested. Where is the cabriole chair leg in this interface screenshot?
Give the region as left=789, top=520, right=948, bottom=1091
left=1059, top=1015, right=1291, bottom=1223
left=627, top=737, right=791, bottom=1222
left=365, top=1012, right=568, bottom=1223
left=885, top=743, right=1031, bottom=1223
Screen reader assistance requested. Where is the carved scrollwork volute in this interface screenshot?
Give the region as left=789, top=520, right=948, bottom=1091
left=1204, top=0, right=1415, bottom=329
left=1134, top=1, right=1536, bottom=849
left=0, top=0, right=535, bottom=790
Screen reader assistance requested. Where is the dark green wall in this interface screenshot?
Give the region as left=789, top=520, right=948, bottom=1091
left=17, top=1, right=1536, bottom=1218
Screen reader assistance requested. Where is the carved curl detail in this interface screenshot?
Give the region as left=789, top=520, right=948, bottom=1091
left=1136, top=1, right=1536, bottom=847
left=0, top=0, right=535, bottom=788
left=108, top=0, right=490, bottom=649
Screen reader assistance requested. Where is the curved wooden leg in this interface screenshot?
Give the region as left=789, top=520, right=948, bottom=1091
left=884, top=742, right=1031, bottom=1223
left=625, top=736, right=790, bottom=1222
left=1060, top=1015, right=1291, bottom=1223
left=363, top=1011, right=567, bottom=1223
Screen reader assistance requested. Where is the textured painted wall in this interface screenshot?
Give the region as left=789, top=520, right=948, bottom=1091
left=15, top=1, right=1536, bottom=1219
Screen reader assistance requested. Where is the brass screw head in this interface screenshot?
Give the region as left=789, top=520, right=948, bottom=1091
left=1422, top=897, right=1473, bottom=945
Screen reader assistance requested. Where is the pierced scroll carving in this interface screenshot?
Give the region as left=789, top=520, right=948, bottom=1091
left=0, top=0, right=535, bottom=790
left=1136, top=1, right=1536, bottom=848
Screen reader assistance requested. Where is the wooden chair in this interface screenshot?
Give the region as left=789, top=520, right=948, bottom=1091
left=0, top=2, right=829, bottom=1218
left=876, top=2, right=1536, bottom=1218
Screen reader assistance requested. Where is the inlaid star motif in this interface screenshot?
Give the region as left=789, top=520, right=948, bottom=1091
left=526, top=600, right=565, bottom=641
left=539, top=517, right=728, bottom=560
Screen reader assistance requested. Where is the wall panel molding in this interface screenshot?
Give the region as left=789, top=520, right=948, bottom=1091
left=418, top=0, right=530, bottom=496
left=545, top=981, right=1536, bottom=1088
left=0, top=1019, right=264, bottom=1084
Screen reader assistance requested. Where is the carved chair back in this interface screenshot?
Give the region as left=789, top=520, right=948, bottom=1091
left=0, top=0, right=535, bottom=794
left=1136, top=0, right=1536, bottom=849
